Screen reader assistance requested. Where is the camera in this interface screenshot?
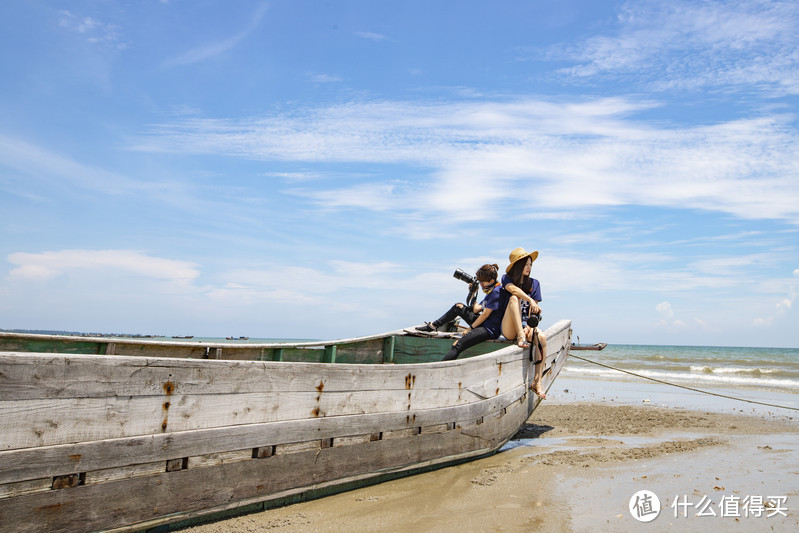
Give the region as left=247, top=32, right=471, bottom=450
left=527, top=314, right=542, bottom=328
left=453, top=268, right=477, bottom=285
left=453, top=268, right=479, bottom=307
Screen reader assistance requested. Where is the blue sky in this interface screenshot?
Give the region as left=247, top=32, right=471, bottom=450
left=1, top=0, right=797, bottom=347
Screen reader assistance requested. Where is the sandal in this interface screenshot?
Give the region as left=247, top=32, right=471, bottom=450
left=516, top=335, right=530, bottom=349
left=531, top=380, right=547, bottom=400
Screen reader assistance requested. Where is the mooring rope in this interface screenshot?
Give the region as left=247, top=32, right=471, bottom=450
left=568, top=353, right=799, bottom=412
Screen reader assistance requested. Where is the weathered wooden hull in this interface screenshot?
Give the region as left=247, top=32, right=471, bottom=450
left=0, top=320, right=571, bottom=532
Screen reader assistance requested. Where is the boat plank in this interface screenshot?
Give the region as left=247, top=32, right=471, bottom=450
left=0, top=367, right=533, bottom=450
left=0, top=402, right=529, bottom=533
left=0, top=348, right=524, bottom=400
left=0, top=385, right=527, bottom=484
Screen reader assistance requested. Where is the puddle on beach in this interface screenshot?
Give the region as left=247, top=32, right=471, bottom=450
left=552, top=432, right=799, bottom=532
left=502, top=432, right=712, bottom=454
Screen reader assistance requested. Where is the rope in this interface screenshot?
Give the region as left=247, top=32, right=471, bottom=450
left=568, top=353, right=799, bottom=412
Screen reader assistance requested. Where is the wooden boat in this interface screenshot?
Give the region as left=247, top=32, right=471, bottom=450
left=0, top=319, right=572, bottom=533
left=570, top=342, right=607, bottom=351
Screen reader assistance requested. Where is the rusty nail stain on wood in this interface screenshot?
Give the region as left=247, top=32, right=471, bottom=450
left=311, top=407, right=321, bottom=417
left=316, top=381, right=324, bottom=392
left=35, top=503, right=64, bottom=512
left=68, top=454, right=82, bottom=462
left=163, top=381, right=175, bottom=395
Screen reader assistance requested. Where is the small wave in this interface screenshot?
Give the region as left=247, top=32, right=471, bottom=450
left=561, top=366, right=799, bottom=391
left=689, top=366, right=783, bottom=376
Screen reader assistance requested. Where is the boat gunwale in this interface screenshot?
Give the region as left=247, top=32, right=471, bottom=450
left=0, top=320, right=572, bottom=367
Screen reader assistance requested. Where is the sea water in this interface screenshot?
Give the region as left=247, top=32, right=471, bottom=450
left=562, top=344, right=799, bottom=395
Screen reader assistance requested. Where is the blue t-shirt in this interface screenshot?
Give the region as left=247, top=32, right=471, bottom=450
left=497, top=274, right=543, bottom=326
left=478, top=283, right=504, bottom=339
left=520, top=278, right=542, bottom=322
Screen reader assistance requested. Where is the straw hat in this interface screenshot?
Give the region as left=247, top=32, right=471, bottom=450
left=506, top=247, right=539, bottom=273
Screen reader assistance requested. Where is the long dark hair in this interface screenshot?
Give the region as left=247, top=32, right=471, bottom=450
left=507, top=259, right=533, bottom=294
left=475, top=263, right=499, bottom=283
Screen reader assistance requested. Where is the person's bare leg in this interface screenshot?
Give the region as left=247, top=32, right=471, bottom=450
left=530, top=329, right=547, bottom=399
left=501, top=296, right=529, bottom=348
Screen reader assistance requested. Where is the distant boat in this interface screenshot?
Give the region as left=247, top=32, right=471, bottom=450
left=0, top=320, right=572, bottom=532
left=570, top=339, right=607, bottom=351
left=226, top=336, right=250, bottom=340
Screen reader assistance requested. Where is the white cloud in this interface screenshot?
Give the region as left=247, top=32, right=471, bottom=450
left=309, top=73, right=343, bottom=83
left=298, top=183, right=398, bottom=211
left=753, top=267, right=798, bottom=327
left=355, top=31, right=387, bottom=42
left=162, top=3, right=269, bottom=67
left=7, top=250, right=200, bottom=284
left=58, top=10, right=126, bottom=49
left=0, top=135, right=230, bottom=216
left=132, top=98, right=799, bottom=225
left=0, top=134, right=142, bottom=196
left=551, top=0, right=799, bottom=95
left=656, top=301, right=674, bottom=320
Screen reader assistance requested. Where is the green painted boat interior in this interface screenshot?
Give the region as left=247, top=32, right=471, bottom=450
left=0, top=333, right=508, bottom=364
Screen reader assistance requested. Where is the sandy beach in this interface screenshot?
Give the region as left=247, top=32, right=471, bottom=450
left=180, top=380, right=799, bottom=533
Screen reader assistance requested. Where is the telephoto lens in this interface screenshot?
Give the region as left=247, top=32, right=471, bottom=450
left=452, top=268, right=477, bottom=285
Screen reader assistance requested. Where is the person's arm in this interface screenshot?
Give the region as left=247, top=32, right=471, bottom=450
left=467, top=308, right=491, bottom=329
left=504, top=282, right=541, bottom=315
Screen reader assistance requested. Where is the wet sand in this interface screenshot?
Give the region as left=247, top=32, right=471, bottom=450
left=181, top=400, right=799, bottom=532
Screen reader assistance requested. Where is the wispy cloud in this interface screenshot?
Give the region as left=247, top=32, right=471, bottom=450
left=132, top=97, right=799, bottom=225
left=0, top=134, right=143, bottom=196
left=58, top=10, right=127, bottom=49
left=8, top=250, right=200, bottom=284
left=754, top=268, right=799, bottom=326
left=549, top=0, right=799, bottom=95
left=355, top=31, right=387, bottom=42
left=0, top=134, right=244, bottom=218
left=309, top=73, right=343, bottom=83
left=163, top=3, right=269, bottom=67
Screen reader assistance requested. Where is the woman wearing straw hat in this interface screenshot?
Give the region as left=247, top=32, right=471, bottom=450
left=500, top=247, right=549, bottom=399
